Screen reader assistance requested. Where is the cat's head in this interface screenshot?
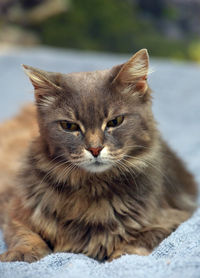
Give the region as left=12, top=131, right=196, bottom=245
left=23, top=49, right=156, bottom=174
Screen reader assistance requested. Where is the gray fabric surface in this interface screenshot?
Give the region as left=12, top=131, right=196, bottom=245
left=0, top=47, right=200, bottom=277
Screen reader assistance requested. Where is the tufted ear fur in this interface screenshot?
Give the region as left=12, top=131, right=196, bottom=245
left=22, top=65, right=62, bottom=107
left=112, top=49, right=149, bottom=94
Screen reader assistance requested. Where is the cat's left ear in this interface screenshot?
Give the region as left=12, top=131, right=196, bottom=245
left=22, top=65, right=62, bottom=104
left=112, top=49, right=149, bottom=94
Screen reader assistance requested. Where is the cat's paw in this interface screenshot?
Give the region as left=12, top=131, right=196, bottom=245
left=108, top=246, right=150, bottom=261
left=108, top=249, right=126, bottom=261
left=0, top=247, right=50, bottom=263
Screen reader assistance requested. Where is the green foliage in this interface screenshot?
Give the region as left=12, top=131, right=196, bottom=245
left=163, top=4, right=178, bottom=20
left=188, top=41, right=200, bottom=62
left=36, top=0, right=139, bottom=52
left=33, top=0, right=200, bottom=61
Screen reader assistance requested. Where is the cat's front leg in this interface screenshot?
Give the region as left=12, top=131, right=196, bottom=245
left=0, top=219, right=51, bottom=263
left=0, top=246, right=50, bottom=263
left=108, top=226, right=170, bottom=261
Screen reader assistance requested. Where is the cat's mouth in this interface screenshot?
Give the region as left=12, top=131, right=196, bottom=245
left=73, top=148, right=114, bottom=173
left=79, top=159, right=112, bottom=173
left=94, top=161, right=104, bottom=166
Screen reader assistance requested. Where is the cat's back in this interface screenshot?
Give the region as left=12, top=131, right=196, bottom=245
left=0, top=104, right=38, bottom=194
left=160, top=139, right=197, bottom=212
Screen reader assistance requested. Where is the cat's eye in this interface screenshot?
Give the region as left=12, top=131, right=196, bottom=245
left=60, top=121, right=80, bottom=132
left=106, top=115, right=124, bottom=128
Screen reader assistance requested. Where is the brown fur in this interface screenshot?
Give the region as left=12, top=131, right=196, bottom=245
left=0, top=49, right=197, bottom=262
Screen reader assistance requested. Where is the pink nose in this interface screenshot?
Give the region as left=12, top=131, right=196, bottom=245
left=88, top=147, right=103, bottom=157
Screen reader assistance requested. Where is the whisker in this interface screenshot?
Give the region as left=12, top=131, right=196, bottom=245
left=118, top=159, right=141, bottom=191
left=37, top=159, right=72, bottom=187
left=52, top=163, right=75, bottom=191
left=70, top=154, right=83, bottom=158
left=113, top=161, right=132, bottom=186
left=122, top=155, right=174, bottom=189
left=111, top=158, right=140, bottom=192
left=57, top=163, right=76, bottom=185
left=124, top=144, right=173, bottom=160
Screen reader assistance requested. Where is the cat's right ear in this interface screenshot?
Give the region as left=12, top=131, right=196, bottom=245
left=22, top=65, right=62, bottom=105
left=111, top=49, right=150, bottom=95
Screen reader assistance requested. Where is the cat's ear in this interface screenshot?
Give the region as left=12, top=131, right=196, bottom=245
left=22, top=65, right=62, bottom=105
left=112, top=49, right=149, bottom=94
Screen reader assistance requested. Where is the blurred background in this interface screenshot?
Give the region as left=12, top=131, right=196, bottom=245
left=1, top=0, right=200, bottom=61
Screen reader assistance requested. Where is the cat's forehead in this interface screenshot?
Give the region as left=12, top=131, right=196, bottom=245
left=56, top=68, right=125, bottom=126
left=62, top=69, right=111, bottom=93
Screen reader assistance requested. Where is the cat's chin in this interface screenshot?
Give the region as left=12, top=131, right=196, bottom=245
left=81, top=162, right=112, bottom=173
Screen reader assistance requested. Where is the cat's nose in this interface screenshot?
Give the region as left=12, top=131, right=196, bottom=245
left=88, top=146, right=103, bottom=157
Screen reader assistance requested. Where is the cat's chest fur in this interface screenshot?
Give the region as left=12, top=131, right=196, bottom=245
left=23, top=171, right=152, bottom=260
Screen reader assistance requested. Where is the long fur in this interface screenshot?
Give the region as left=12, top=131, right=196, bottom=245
left=0, top=50, right=197, bottom=262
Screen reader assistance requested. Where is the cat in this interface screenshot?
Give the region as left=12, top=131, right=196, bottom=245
left=0, top=49, right=197, bottom=263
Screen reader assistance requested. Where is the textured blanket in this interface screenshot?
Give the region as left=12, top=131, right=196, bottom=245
left=0, top=47, right=200, bottom=278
